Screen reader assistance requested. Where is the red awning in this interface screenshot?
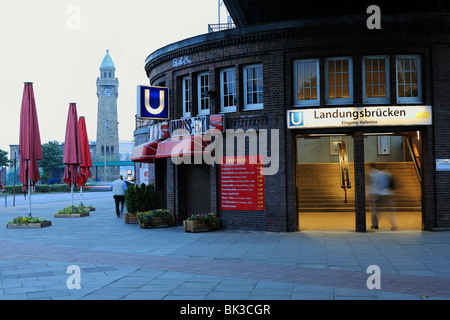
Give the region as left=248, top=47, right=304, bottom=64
left=131, top=140, right=160, bottom=163
left=156, top=135, right=211, bottom=158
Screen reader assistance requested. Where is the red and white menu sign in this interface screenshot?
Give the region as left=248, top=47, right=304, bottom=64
left=220, top=156, right=265, bottom=211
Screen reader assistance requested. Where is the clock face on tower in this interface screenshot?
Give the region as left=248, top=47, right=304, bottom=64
left=103, top=88, right=112, bottom=97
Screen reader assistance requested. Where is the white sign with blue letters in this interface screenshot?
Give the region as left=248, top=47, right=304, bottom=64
left=287, top=106, right=432, bottom=129
left=137, top=85, right=169, bottom=120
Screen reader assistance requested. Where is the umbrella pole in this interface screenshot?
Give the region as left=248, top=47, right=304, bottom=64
left=71, top=183, right=74, bottom=210
left=27, top=177, right=31, bottom=217
left=80, top=186, right=83, bottom=206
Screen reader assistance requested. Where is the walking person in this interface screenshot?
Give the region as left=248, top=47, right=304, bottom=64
left=367, top=163, right=398, bottom=231
left=111, top=175, right=127, bottom=217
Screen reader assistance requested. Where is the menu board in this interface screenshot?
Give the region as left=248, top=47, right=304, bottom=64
left=220, top=156, right=265, bottom=211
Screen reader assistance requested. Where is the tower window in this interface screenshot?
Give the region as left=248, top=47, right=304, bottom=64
left=109, top=72, right=112, bottom=78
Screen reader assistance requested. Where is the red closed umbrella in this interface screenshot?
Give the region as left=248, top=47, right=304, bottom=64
left=19, top=82, right=43, bottom=217
left=77, top=116, right=92, bottom=205
left=63, top=103, right=82, bottom=208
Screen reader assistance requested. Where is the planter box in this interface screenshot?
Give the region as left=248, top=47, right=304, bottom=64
left=7, top=221, right=52, bottom=229
left=139, top=216, right=174, bottom=229
left=183, top=219, right=219, bottom=233
left=54, top=212, right=89, bottom=218
left=124, top=213, right=138, bottom=224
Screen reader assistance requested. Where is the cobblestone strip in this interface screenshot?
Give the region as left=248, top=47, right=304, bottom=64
left=1, top=240, right=450, bottom=299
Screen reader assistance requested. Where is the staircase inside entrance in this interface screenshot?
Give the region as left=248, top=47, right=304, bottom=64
left=297, top=162, right=422, bottom=213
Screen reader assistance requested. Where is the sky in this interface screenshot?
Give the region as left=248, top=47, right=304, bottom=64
left=0, top=0, right=228, bottom=155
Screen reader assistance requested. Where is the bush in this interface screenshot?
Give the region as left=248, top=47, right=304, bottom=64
left=137, top=209, right=172, bottom=225
left=125, top=183, right=155, bottom=213
left=125, top=185, right=138, bottom=213
left=3, top=184, right=74, bottom=194
left=35, top=185, right=50, bottom=193
left=8, top=216, right=48, bottom=225
left=187, top=213, right=217, bottom=227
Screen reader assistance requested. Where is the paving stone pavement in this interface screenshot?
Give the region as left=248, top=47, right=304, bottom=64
left=0, top=192, right=450, bottom=302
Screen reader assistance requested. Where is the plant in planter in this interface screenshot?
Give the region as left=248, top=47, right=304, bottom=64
left=137, top=209, right=173, bottom=228
left=124, top=183, right=155, bottom=224
left=54, top=205, right=90, bottom=218
left=75, top=204, right=95, bottom=211
left=7, top=216, right=52, bottom=229
left=183, top=213, right=219, bottom=233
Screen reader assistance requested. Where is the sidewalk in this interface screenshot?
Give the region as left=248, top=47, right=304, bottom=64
left=0, top=192, right=449, bottom=301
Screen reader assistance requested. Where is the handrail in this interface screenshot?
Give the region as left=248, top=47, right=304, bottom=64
left=406, top=138, right=422, bottom=183
left=338, top=140, right=351, bottom=203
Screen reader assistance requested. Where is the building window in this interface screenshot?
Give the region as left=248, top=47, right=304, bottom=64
left=325, top=57, right=353, bottom=105
left=182, top=76, right=191, bottom=117
left=243, top=64, right=263, bottom=110
left=198, top=72, right=210, bottom=115
left=294, top=59, right=320, bottom=106
left=220, top=68, right=237, bottom=113
left=396, top=55, right=422, bottom=103
left=363, top=55, right=390, bottom=104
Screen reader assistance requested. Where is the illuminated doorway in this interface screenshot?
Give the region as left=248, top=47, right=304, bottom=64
left=364, top=131, right=423, bottom=231
left=296, top=135, right=356, bottom=231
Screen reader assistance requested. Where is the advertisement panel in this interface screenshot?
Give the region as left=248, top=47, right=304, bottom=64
left=220, top=156, right=265, bottom=211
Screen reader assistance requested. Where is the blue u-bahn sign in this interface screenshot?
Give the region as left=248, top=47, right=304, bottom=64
left=137, top=85, right=169, bottom=120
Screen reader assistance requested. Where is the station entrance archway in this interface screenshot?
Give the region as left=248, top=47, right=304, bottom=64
left=296, top=132, right=423, bottom=231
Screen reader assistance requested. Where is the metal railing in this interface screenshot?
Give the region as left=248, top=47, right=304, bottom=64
left=208, top=22, right=236, bottom=33
left=135, top=116, right=153, bottom=130
left=338, top=140, right=351, bottom=203
left=406, top=138, right=422, bottom=183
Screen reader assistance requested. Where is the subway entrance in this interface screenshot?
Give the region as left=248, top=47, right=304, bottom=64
left=296, top=131, right=423, bottom=231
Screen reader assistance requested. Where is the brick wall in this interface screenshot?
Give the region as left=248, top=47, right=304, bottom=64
left=142, top=15, right=450, bottom=231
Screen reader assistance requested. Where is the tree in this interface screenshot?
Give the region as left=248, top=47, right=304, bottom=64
left=0, top=149, right=8, bottom=167
left=39, top=141, right=63, bottom=183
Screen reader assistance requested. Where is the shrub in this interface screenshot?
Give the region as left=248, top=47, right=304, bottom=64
left=56, top=205, right=89, bottom=214
left=8, top=216, right=48, bottom=225
left=137, top=209, right=172, bottom=225
left=186, top=213, right=217, bottom=227
left=125, top=183, right=155, bottom=213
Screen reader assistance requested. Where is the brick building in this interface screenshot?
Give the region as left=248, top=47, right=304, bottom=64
left=133, top=1, right=450, bottom=232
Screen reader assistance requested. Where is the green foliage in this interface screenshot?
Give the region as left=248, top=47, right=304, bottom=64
left=56, top=205, right=89, bottom=214
left=125, top=184, right=138, bottom=213
left=186, top=213, right=217, bottom=227
left=4, top=184, right=75, bottom=194
left=0, top=149, right=8, bottom=167
left=137, top=209, right=172, bottom=225
left=125, top=183, right=155, bottom=213
left=39, top=141, right=63, bottom=183
left=8, top=216, right=47, bottom=225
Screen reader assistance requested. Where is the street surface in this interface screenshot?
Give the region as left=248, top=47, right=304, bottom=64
left=0, top=191, right=449, bottom=304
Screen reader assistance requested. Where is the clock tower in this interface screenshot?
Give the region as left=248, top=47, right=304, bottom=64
left=95, top=49, right=119, bottom=181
